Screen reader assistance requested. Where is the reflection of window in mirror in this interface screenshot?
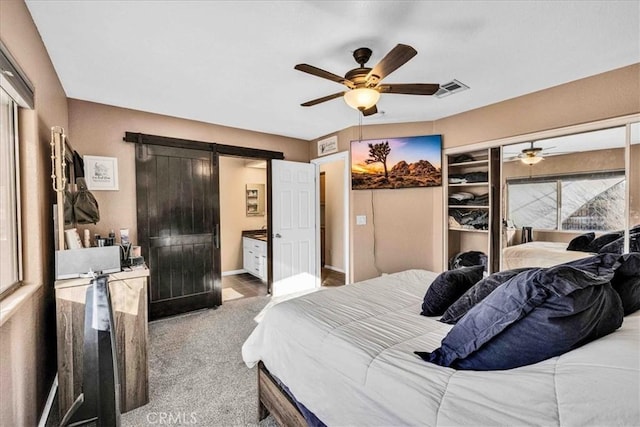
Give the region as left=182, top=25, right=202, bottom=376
left=246, top=183, right=265, bottom=216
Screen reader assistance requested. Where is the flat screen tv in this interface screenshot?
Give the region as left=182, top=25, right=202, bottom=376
left=351, top=134, right=442, bottom=190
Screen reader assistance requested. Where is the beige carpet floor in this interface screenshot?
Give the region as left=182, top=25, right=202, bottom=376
left=121, top=296, right=277, bottom=427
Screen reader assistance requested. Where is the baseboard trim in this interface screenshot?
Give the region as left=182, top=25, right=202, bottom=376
left=38, top=374, right=57, bottom=427
left=222, top=269, right=246, bottom=277
left=324, top=265, right=344, bottom=273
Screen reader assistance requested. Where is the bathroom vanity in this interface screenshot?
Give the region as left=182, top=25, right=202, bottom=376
left=242, top=230, right=267, bottom=281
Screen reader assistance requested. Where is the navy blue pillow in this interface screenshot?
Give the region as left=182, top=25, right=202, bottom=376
left=588, top=232, right=624, bottom=253
left=421, top=266, right=484, bottom=316
left=599, top=236, right=624, bottom=254
left=611, top=252, right=640, bottom=315
left=416, top=254, right=623, bottom=370
left=440, top=268, right=531, bottom=325
left=567, top=232, right=595, bottom=252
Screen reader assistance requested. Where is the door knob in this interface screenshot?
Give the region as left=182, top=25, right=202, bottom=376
left=274, top=233, right=282, bottom=238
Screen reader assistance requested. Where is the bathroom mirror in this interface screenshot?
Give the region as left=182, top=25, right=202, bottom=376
left=500, top=126, right=627, bottom=268
left=246, top=183, right=265, bottom=216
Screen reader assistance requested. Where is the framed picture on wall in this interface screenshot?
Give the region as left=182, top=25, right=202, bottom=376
left=84, top=155, right=119, bottom=191
left=318, top=135, right=338, bottom=156
left=351, top=134, right=442, bottom=190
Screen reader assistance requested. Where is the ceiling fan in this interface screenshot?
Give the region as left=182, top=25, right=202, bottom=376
left=294, top=44, right=439, bottom=116
left=519, top=143, right=545, bottom=165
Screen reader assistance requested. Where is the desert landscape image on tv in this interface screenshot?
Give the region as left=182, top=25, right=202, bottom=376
left=351, top=134, right=442, bottom=190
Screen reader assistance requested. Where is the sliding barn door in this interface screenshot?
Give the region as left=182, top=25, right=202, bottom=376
left=136, top=144, right=221, bottom=319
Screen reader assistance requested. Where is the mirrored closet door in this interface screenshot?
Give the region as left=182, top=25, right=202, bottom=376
left=500, top=121, right=637, bottom=270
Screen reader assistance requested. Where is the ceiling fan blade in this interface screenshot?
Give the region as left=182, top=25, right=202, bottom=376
left=301, top=91, right=345, bottom=107
left=295, top=64, right=355, bottom=89
left=378, top=83, right=440, bottom=95
left=365, top=44, right=417, bottom=86
left=362, top=105, right=378, bottom=116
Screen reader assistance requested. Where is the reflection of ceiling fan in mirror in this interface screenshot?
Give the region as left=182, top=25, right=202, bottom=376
left=519, top=143, right=545, bottom=165
left=505, top=142, right=564, bottom=165
left=294, top=44, right=440, bottom=116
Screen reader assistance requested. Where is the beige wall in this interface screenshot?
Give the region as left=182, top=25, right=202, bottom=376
left=435, top=64, right=640, bottom=149
left=68, top=99, right=308, bottom=244
left=320, top=160, right=345, bottom=271
left=0, top=0, right=69, bottom=424
left=311, top=122, right=442, bottom=282
left=311, top=64, right=640, bottom=282
left=220, top=157, right=267, bottom=272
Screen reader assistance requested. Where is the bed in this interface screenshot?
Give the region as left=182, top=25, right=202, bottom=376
left=242, top=268, right=639, bottom=426
left=502, top=241, right=593, bottom=270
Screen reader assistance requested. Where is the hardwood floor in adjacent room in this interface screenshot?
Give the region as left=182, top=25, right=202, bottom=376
left=222, top=273, right=267, bottom=302
left=322, top=268, right=345, bottom=287
left=223, top=269, right=344, bottom=302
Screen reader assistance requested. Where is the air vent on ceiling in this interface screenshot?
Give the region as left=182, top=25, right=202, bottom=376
left=435, top=79, right=470, bottom=98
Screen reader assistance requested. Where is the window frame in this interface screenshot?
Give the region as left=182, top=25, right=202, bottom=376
left=0, top=89, right=23, bottom=298
left=0, top=41, right=32, bottom=300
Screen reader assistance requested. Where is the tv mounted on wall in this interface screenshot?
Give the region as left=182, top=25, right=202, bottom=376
left=351, top=134, right=442, bottom=190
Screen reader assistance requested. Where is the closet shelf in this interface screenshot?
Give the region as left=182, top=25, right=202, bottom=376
left=448, top=160, right=488, bottom=167
left=448, top=182, right=489, bottom=187
left=449, top=205, right=489, bottom=209
left=449, top=227, right=489, bottom=233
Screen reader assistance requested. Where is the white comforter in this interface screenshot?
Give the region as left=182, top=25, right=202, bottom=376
left=502, top=241, right=593, bottom=270
left=242, top=269, right=640, bottom=426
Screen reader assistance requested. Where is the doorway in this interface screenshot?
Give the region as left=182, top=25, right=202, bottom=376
left=128, top=131, right=283, bottom=319
left=219, top=156, right=269, bottom=302
left=311, top=151, right=350, bottom=285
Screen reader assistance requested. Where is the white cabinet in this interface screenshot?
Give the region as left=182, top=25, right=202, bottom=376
left=243, top=237, right=267, bottom=281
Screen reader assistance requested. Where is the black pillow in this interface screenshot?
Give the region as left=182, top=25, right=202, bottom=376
left=567, top=232, right=595, bottom=252
left=632, top=229, right=640, bottom=253
left=448, top=251, right=487, bottom=270
left=421, top=266, right=484, bottom=316
left=440, top=268, right=531, bottom=324
left=611, top=252, right=640, bottom=315
left=599, top=227, right=640, bottom=254
left=416, top=253, right=623, bottom=370
left=588, top=231, right=624, bottom=253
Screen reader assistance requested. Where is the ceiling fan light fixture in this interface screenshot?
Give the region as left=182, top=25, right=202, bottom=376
left=520, top=155, right=543, bottom=165
left=343, top=88, right=380, bottom=111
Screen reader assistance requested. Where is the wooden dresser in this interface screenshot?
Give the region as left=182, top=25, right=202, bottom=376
left=54, top=268, right=150, bottom=417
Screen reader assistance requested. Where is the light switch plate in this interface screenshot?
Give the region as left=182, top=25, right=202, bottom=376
left=356, top=215, right=367, bottom=225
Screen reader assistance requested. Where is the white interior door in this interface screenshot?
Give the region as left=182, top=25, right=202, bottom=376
left=272, top=159, right=318, bottom=296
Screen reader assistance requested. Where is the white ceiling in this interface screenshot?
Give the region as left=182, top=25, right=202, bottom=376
left=26, top=1, right=639, bottom=141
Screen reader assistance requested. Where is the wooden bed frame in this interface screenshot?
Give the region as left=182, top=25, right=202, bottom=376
left=257, top=361, right=307, bottom=426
